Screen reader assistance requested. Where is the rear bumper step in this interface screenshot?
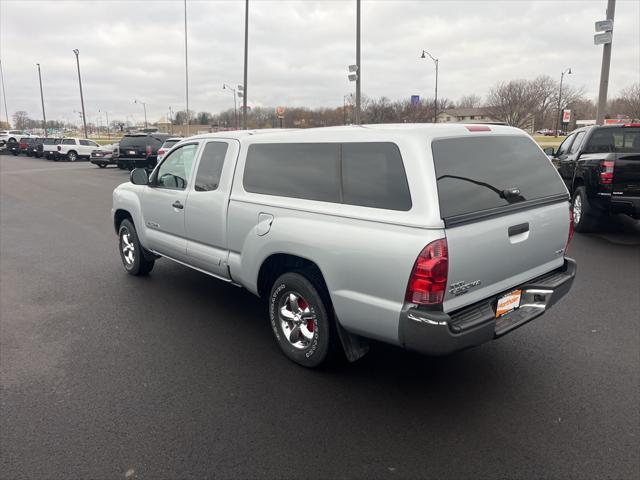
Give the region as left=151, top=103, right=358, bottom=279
left=398, top=258, right=576, bottom=355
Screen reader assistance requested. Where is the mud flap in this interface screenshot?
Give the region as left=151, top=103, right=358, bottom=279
left=335, top=317, right=369, bottom=362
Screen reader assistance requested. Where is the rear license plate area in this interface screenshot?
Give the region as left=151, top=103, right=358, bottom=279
left=496, top=289, right=522, bottom=318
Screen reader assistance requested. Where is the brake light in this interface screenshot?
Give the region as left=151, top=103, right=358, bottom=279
left=599, top=160, right=615, bottom=184
left=566, top=206, right=575, bottom=254
left=405, top=238, right=449, bottom=306
left=622, top=123, right=640, bottom=127
left=157, top=148, right=165, bottom=156
left=466, top=125, right=491, bottom=132
left=146, top=145, right=152, bottom=156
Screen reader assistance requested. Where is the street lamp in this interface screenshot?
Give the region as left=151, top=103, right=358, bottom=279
left=134, top=99, right=148, bottom=129
left=73, top=49, right=88, bottom=138
left=223, top=84, right=239, bottom=129
left=420, top=50, right=439, bottom=123
left=36, top=64, right=47, bottom=137
left=555, top=67, right=572, bottom=137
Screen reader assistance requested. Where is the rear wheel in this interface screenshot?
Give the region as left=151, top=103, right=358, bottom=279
left=67, top=150, right=78, bottom=162
left=572, top=186, right=602, bottom=232
left=118, top=219, right=155, bottom=276
left=97, top=163, right=107, bottom=168
left=269, top=271, right=338, bottom=368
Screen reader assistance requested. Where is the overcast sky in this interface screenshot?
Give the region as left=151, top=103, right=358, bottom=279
left=1, top=0, right=638, bottom=125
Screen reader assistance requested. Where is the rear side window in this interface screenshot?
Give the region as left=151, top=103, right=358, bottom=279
left=194, top=142, right=229, bottom=192
left=432, top=135, right=567, bottom=220
left=244, top=143, right=341, bottom=202
left=62, top=139, right=76, bottom=145
left=341, top=143, right=411, bottom=210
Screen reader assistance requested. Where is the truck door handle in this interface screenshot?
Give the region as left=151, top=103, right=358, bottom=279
left=172, top=201, right=184, bottom=210
left=508, top=223, right=529, bottom=236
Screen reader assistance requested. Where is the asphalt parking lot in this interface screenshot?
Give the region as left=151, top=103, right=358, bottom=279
left=1, top=153, right=639, bottom=480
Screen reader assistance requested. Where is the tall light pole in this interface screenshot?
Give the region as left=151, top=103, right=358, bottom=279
left=355, top=0, right=361, bottom=125
left=596, top=0, right=616, bottom=125
left=223, top=84, right=238, bottom=129
left=555, top=67, right=572, bottom=137
left=184, top=0, right=190, bottom=136
left=242, top=0, right=249, bottom=129
left=168, top=106, right=174, bottom=134
left=0, top=60, right=8, bottom=127
left=73, top=49, right=88, bottom=139
left=421, top=50, right=439, bottom=123
left=134, top=100, right=147, bottom=129
left=36, top=64, right=47, bottom=137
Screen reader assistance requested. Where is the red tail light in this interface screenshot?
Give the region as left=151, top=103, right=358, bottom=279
left=157, top=148, right=165, bottom=156
left=599, top=160, right=614, bottom=184
left=566, top=205, right=575, bottom=254
left=466, top=125, right=491, bottom=132
left=405, top=238, right=449, bottom=306
left=146, top=145, right=152, bottom=156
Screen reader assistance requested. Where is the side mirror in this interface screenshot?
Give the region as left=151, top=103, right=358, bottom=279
left=543, top=147, right=555, bottom=156
left=130, top=168, right=149, bottom=185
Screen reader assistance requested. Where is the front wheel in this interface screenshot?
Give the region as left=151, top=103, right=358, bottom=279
left=269, top=272, right=338, bottom=368
left=118, top=219, right=155, bottom=275
left=97, top=163, right=107, bottom=168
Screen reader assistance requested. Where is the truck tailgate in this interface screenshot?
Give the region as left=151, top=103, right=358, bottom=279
left=443, top=202, right=568, bottom=312
left=613, top=153, right=640, bottom=196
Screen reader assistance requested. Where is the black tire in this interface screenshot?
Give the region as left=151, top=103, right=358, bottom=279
left=117, top=162, right=125, bottom=170
left=67, top=150, right=78, bottom=162
left=98, top=163, right=107, bottom=168
left=269, top=271, right=339, bottom=368
left=12, top=151, right=18, bottom=156
left=118, top=219, right=155, bottom=276
left=572, top=186, right=602, bottom=233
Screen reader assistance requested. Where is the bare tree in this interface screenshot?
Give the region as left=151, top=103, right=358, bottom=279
left=486, top=80, right=538, bottom=129
left=456, top=94, right=482, bottom=109
left=618, top=82, right=640, bottom=120
left=12, top=111, right=29, bottom=130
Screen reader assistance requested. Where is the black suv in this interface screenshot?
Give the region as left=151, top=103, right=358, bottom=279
left=545, top=123, right=640, bottom=231
left=117, top=133, right=170, bottom=171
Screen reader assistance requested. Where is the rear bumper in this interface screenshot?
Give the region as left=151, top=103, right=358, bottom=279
left=610, top=195, right=640, bottom=218
left=118, top=157, right=156, bottom=169
left=398, top=258, right=577, bottom=355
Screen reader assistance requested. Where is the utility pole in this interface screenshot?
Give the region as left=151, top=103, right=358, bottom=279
left=595, top=0, right=616, bottom=125
left=0, top=60, right=8, bottom=127
left=184, top=0, right=190, bottom=136
left=355, top=0, right=361, bottom=125
left=169, top=106, right=174, bottom=134
left=73, top=49, right=88, bottom=139
left=242, top=0, right=249, bottom=129
left=36, top=64, right=47, bottom=137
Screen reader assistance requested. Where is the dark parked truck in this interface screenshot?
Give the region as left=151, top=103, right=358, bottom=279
left=117, top=133, right=170, bottom=171
left=546, top=124, right=640, bottom=232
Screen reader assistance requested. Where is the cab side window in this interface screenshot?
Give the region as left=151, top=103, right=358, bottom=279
left=194, top=142, right=229, bottom=192
left=155, top=143, right=198, bottom=190
left=556, top=134, right=574, bottom=156
left=569, top=131, right=585, bottom=154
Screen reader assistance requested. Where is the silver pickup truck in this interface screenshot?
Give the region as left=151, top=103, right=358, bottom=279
left=112, top=124, right=576, bottom=367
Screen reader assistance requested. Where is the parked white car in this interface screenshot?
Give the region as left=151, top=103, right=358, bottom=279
left=55, top=138, right=101, bottom=162
left=0, top=130, right=31, bottom=146
left=157, top=137, right=183, bottom=162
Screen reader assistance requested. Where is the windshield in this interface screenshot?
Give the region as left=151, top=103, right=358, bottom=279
left=583, top=127, right=640, bottom=153
left=432, top=135, right=567, bottom=219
